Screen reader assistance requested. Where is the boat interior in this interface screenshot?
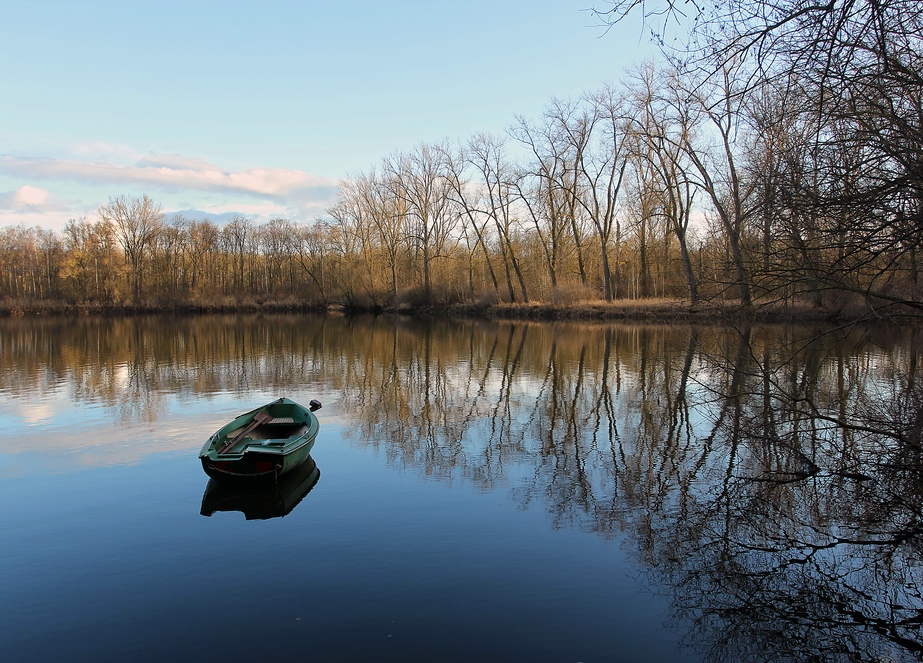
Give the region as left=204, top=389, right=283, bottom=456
left=226, top=419, right=309, bottom=442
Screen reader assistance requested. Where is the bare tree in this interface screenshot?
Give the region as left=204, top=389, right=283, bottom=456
left=461, top=134, right=529, bottom=302
left=363, top=169, right=408, bottom=302
left=98, top=195, right=163, bottom=302
left=384, top=143, right=459, bottom=299
left=674, top=61, right=753, bottom=305
left=187, top=219, right=218, bottom=294
left=628, top=64, right=700, bottom=303
left=574, top=86, right=631, bottom=301
left=444, top=141, right=502, bottom=298
left=510, top=111, right=574, bottom=290
left=222, top=216, right=253, bottom=294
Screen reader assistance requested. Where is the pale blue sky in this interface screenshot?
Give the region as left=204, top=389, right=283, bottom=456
left=0, top=1, right=654, bottom=229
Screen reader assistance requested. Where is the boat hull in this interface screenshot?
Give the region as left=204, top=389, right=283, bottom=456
left=200, top=437, right=316, bottom=480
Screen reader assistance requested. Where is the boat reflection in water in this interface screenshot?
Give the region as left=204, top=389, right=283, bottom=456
left=200, top=455, right=320, bottom=520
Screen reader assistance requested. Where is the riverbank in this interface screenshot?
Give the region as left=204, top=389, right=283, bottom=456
left=1, top=295, right=906, bottom=324
left=0, top=298, right=329, bottom=317
left=426, top=299, right=853, bottom=324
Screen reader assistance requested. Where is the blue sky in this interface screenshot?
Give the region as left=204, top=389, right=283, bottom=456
left=0, top=1, right=655, bottom=229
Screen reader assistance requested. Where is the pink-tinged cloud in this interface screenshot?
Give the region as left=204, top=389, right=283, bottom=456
left=0, top=185, right=53, bottom=211
left=0, top=154, right=336, bottom=201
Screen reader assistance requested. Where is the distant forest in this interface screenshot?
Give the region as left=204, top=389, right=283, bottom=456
left=2, top=1, right=921, bottom=318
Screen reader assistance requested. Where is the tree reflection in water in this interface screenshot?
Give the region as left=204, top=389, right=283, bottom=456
left=1, top=315, right=921, bottom=661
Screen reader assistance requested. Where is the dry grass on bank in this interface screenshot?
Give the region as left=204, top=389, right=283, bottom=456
left=0, top=294, right=915, bottom=324
left=0, top=297, right=328, bottom=316
left=443, top=297, right=872, bottom=323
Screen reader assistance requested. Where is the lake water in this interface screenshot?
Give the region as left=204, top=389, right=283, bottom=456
left=1, top=315, right=921, bottom=662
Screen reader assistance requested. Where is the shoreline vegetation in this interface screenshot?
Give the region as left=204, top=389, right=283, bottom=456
left=0, top=295, right=907, bottom=324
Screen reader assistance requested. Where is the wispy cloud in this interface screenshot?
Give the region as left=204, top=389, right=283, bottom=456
left=0, top=153, right=336, bottom=201
left=66, top=142, right=146, bottom=164
left=0, top=150, right=339, bottom=229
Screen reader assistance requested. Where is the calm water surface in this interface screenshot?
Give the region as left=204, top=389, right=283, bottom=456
left=1, top=315, right=921, bottom=662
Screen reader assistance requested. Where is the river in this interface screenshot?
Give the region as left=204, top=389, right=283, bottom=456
left=0, top=314, right=920, bottom=662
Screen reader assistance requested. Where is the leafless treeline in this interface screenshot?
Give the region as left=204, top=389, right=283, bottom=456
left=0, top=196, right=332, bottom=305
left=324, top=0, right=923, bottom=314
left=2, top=0, right=921, bottom=317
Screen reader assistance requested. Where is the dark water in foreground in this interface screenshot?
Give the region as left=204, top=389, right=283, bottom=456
left=1, top=315, right=921, bottom=662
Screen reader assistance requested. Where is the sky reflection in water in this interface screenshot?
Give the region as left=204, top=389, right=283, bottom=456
left=0, top=315, right=921, bottom=662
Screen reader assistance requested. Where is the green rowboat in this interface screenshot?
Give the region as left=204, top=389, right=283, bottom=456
left=199, top=397, right=321, bottom=480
